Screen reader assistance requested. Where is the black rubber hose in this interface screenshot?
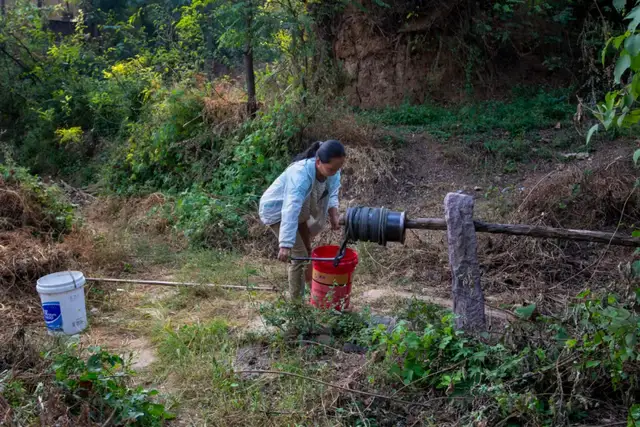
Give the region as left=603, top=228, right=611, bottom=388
left=344, top=206, right=388, bottom=246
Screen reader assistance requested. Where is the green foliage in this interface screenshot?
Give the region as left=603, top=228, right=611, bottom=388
left=0, top=2, right=160, bottom=176
left=259, top=298, right=369, bottom=343
left=591, top=0, right=640, bottom=145
left=55, top=126, right=84, bottom=145
left=630, top=403, right=640, bottom=426
left=164, top=188, right=247, bottom=249
left=104, top=91, right=305, bottom=247
left=370, top=291, right=640, bottom=425
left=156, top=319, right=229, bottom=363
left=361, top=88, right=573, bottom=136
left=361, top=88, right=576, bottom=164
left=0, top=0, right=330, bottom=182
left=514, top=303, right=537, bottom=320
left=153, top=319, right=242, bottom=397
left=106, top=84, right=210, bottom=193
left=212, top=99, right=302, bottom=204
left=49, top=341, right=174, bottom=425
left=571, top=289, right=640, bottom=387
left=0, top=163, right=76, bottom=235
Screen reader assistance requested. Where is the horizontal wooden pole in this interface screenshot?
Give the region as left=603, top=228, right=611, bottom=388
left=86, top=277, right=278, bottom=292
left=340, top=216, right=640, bottom=247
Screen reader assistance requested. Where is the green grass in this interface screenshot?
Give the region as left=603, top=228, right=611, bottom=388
left=360, top=87, right=583, bottom=167
left=361, top=88, right=574, bottom=136
left=173, top=250, right=263, bottom=284
left=149, top=318, right=344, bottom=425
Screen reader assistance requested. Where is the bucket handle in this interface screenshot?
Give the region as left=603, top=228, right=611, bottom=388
left=290, top=238, right=349, bottom=267
left=69, top=271, right=79, bottom=289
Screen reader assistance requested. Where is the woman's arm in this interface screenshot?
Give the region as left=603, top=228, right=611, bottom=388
left=327, top=171, right=341, bottom=210
left=328, top=207, right=340, bottom=231
left=328, top=172, right=341, bottom=230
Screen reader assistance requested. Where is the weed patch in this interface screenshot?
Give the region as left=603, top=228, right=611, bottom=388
left=259, top=298, right=371, bottom=344
left=363, top=292, right=640, bottom=425
left=1, top=334, right=173, bottom=426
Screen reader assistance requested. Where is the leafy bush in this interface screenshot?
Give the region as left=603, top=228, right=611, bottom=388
left=211, top=99, right=303, bottom=205
left=106, top=84, right=212, bottom=193
left=0, top=5, right=155, bottom=176
left=589, top=1, right=640, bottom=149
left=49, top=341, right=174, bottom=426
left=104, top=94, right=307, bottom=249
left=163, top=188, right=247, bottom=249
left=370, top=290, right=640, bottom=425
left=259, top=298, right=370, bottom=343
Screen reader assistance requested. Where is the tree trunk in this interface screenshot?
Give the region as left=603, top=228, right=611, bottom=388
left=444, top=192, right=486, bottom=331
left=244, top=6, right=257, bottom=117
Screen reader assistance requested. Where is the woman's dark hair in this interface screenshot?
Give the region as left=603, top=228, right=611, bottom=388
left=293, top=140, right=346, bottom=163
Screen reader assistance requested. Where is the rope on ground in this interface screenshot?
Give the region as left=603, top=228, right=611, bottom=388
left=85, top=277, right=277, bottom=292
left=234, top=369, right=464, bottom=408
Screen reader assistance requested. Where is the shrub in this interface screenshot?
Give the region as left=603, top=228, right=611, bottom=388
left=163, top=188, right=247, bottom=249
left=50, top=341, right=174, bottom=426
left=0, top=164, right=76, bottom=236
left=370, top=290, right=640, bottom=425
left=212, top=99, right=302, bottom=205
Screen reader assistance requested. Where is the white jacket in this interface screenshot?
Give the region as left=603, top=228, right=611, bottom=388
left=259, top=158, right=340, bottom=248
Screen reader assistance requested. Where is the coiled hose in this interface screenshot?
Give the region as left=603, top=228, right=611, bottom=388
left=344, top=206, right=391, bottom=246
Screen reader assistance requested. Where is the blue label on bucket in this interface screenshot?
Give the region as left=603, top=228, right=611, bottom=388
left=42, top=302, right=62, bottom=330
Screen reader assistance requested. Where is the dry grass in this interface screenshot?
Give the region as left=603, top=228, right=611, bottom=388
left=0, top=186, right=29, bottom=230
left=0, top=230, right=71, bottom=294
left=0, top=179, right=77, bottom=313
left=514, top=157, right=640, bottom=229
left=74, top=195, right=188, bottom=275
left=0, top=189, right=190, bottom=331
left=474, top=156, right=640, bottom=308
left=203, top=78, right=251, bottom=134
left=0, top=180, right=62, bottom=234
left=86, top=193, right=171, bottom=236
left=240, top=214, right=279, bottom=258
left=479, top=233, right=633, bottom=309
left=305, top=105, right=382, bottom=147
left=340, top=145, right=398, bottom=202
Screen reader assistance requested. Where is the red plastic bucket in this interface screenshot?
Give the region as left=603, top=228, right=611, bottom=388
left=309, top=245, right=359, bottom=311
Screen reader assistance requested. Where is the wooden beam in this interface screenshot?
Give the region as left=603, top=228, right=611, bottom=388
left=406, top=218, right=640, bottom=247
left=339, top=215, right=640, bottom=247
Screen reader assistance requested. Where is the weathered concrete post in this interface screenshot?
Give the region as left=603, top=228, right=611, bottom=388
left=444, top=192, right=486, bottom=331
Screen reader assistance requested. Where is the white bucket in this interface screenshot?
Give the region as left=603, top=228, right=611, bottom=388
left=36, top=271, right=88, bottom=335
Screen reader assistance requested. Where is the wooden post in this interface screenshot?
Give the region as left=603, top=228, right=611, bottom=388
left=444, top=193, right=486, bottom=331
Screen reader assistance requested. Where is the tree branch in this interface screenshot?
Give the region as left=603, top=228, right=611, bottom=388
left=9, top=32, right=41, bottom=64
left=0, top=44, right=40, bottom=82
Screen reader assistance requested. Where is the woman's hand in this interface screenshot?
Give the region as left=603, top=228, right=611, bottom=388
left=329, top=207, right=341, bottom=231
left=278, top=247, right=291, bottom=262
